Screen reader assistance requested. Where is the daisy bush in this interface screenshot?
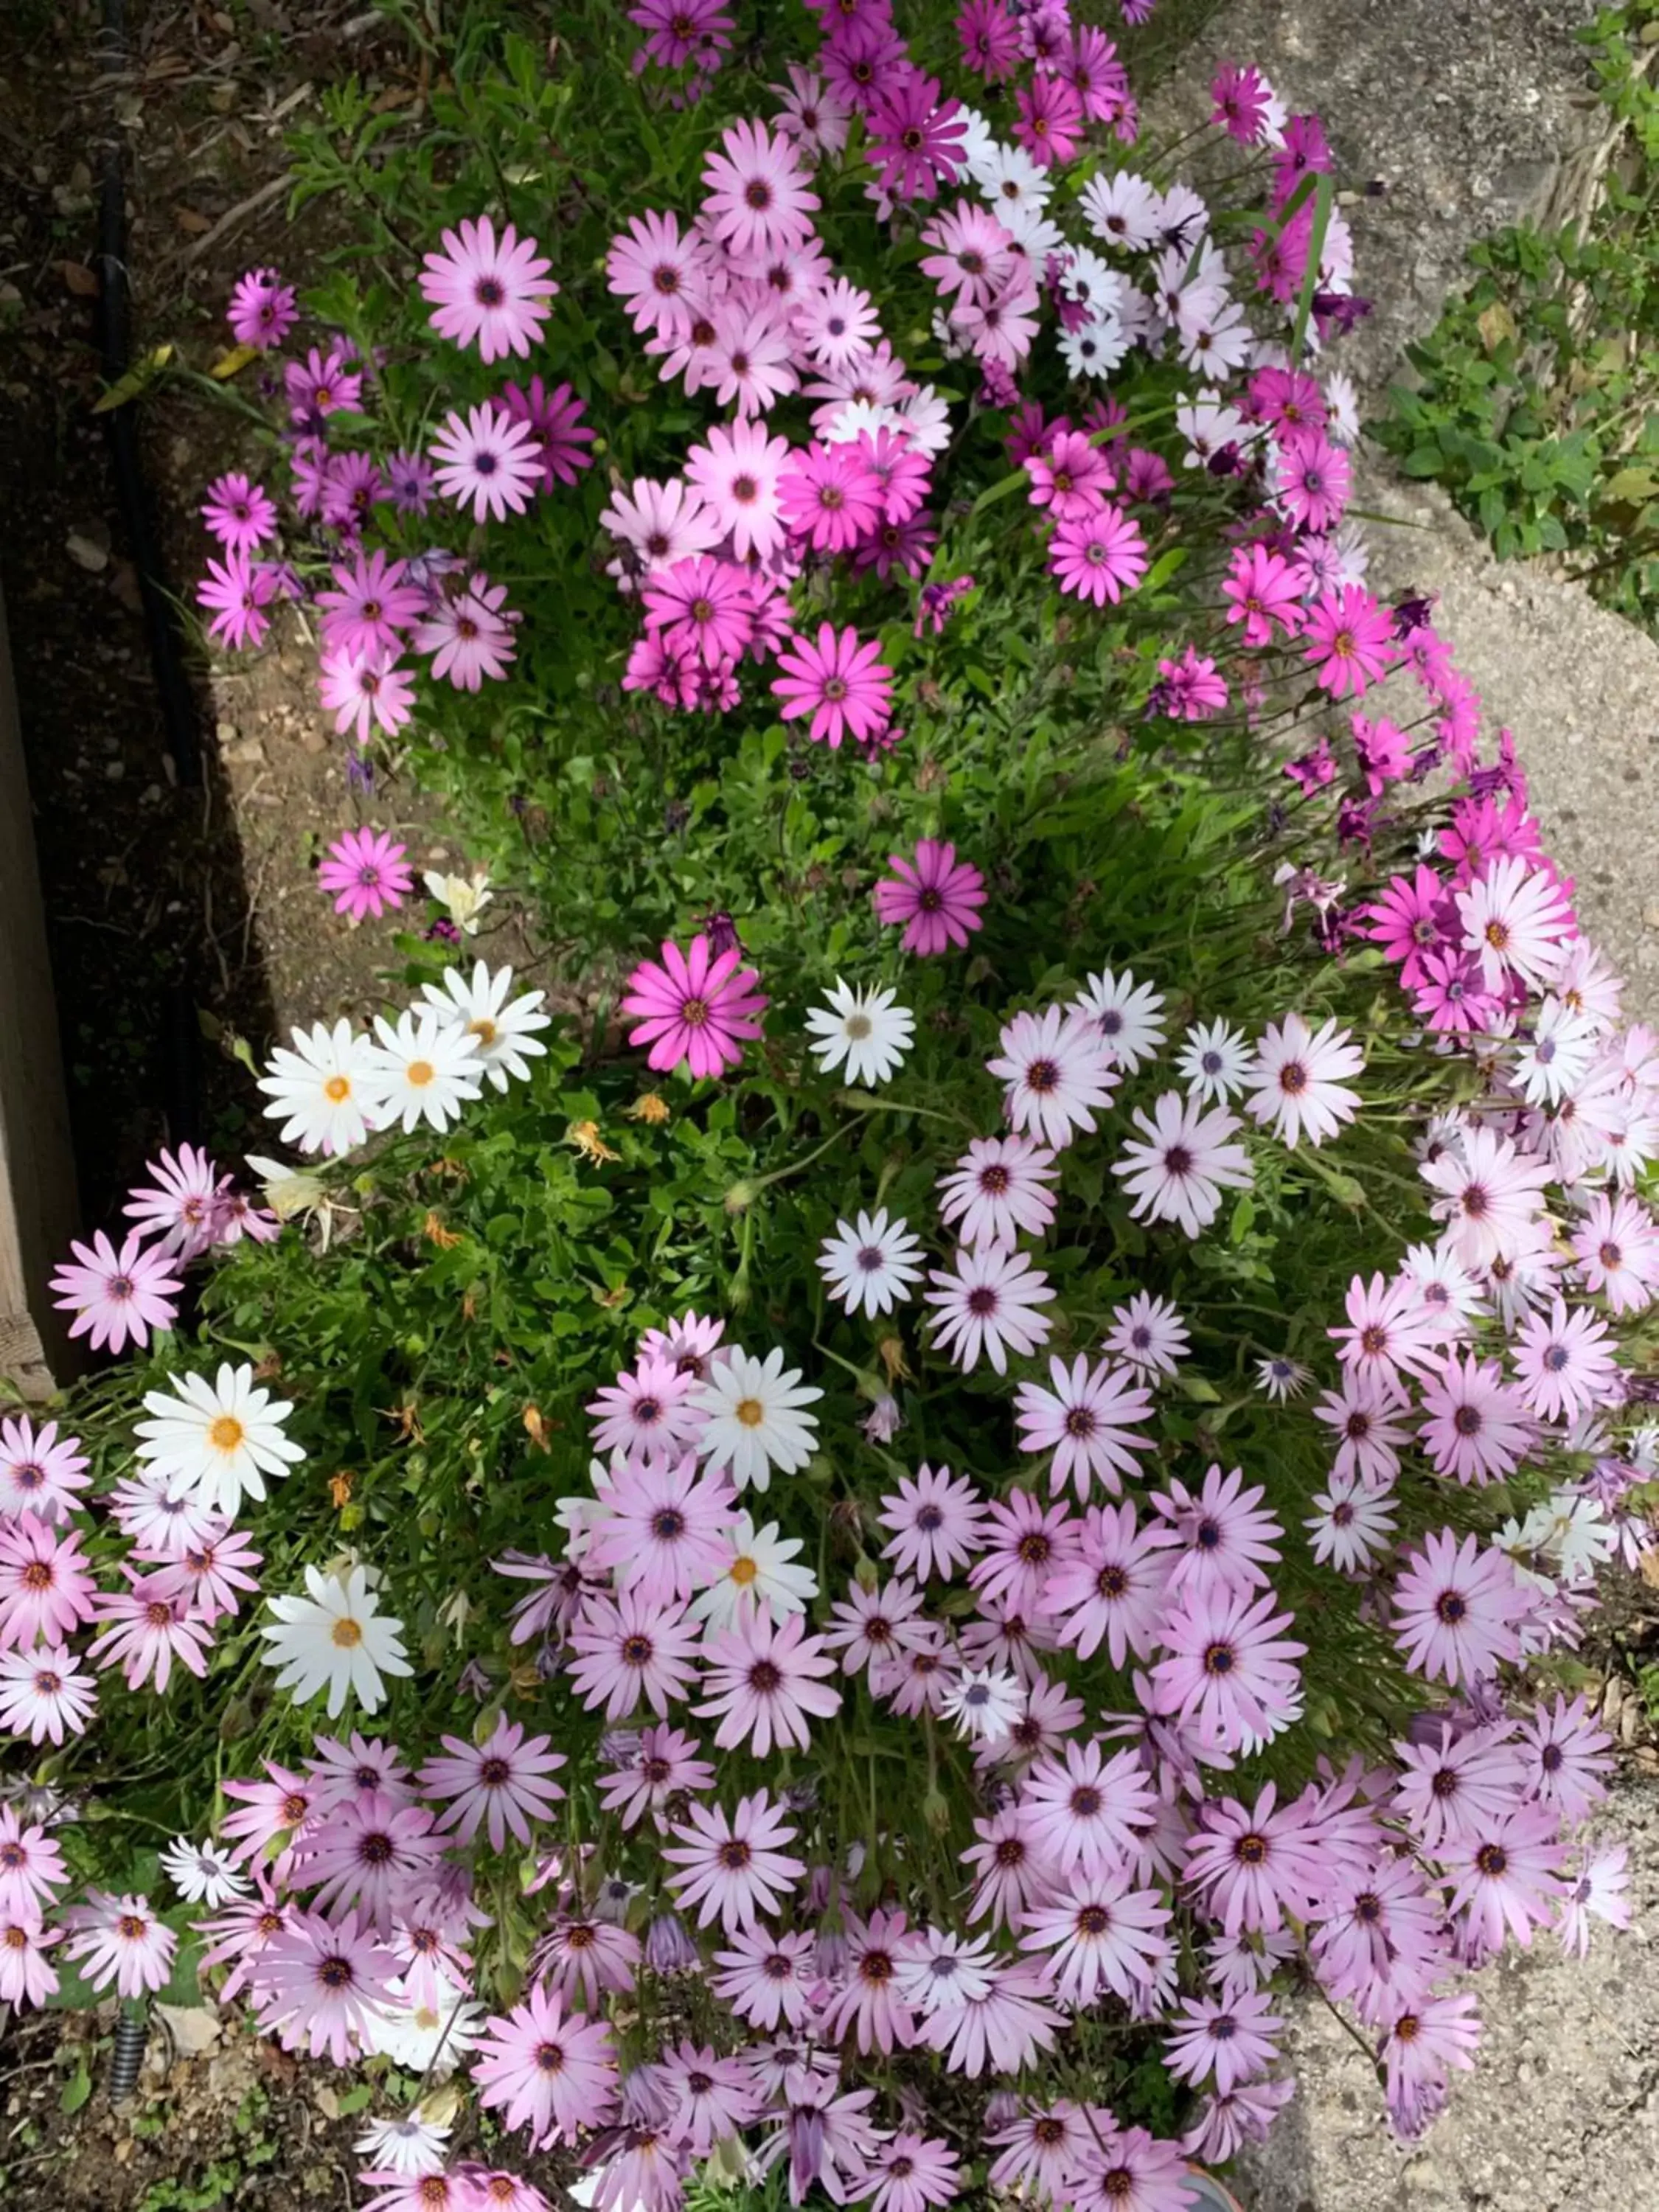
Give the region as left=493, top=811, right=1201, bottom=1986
left=9, top=3, right=1658, bottom=2209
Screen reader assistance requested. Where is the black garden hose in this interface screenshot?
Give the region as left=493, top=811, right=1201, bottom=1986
left=108, top=2002, right=148, bottom=2100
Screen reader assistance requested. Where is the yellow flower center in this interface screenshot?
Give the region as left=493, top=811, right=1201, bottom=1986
left=331, top=1617, right=365, bottom=1648
left=469, top=1018, right=498, bottom=1046
left=734, top=1397, right=766, bottom=1428
left=209, top=1414, right=246, bottom=1453
left=730, top=1555, right=759, bottom=1586
left=406, top=1060, right=435, bottom=1087
left=324, top=1074, right=352, bottom=1102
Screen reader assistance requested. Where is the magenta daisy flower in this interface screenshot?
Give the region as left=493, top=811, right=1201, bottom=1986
left=866, top=72, right=968, bottom=201
left=1302, top=584, right=1397, bottom=699
left=226, top=265, right=297, bottom=349
left=695, top=1610, right=841, bottom=1759
left=411, top=573, right=518, bottom=692
left=201, top=472, right=277, bottom=556
left=771, top=622, right=894, bottom=748
left=1222, top=541, right=1304, bottom=644
left=1013, top=71, right=1085, bottom=167
left=641, top=554, right=754, bottom=667
left=419, top=1716, right=566, bottom=1851
left=778, top=443, right=885, bottom=554
left=619, top=932, right=768, bottom=1080
left=317, top=827, right=414, bottom=922
left=472, top=1983, right=618, bottom=2149
left=49, top=1228, right=181, bottom=1354
left=316, top=549, right=427, bottom=661
left=1276, top=425, right=1350, bottom=532
left=1391, top=1528, right=1525, bottom=1686
left=317, top=646, right=417, bottom=745
left=429, top=402, right=543, bottom=525
left=197, top=552, right=279, bottom=652
left=1048, top=504, right=1149, bottom=607
left=874, top=840, right=987, bottom=956
left=418, top=215, right=558, bottom=363
left=630, top=0, right=736, bottom=74
left=662, top=1790, right=805, bottom=1932
left=498, top=376, right=594, bottom=491
left=1015, top=1357, right=1155, bottom=1500
left=1147, top=1587, right=1307, bottom=1756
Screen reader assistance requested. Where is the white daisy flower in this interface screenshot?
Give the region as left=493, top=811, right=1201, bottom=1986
left=160, top=1835, right=250, bottom=1906
left=689, top=1511, right=820, bottom=1630
left=1072, top=967, right=1166, bottom=1072
left=804, top=980, right=915, bottom=1088
left=1244, top=1013, right=1365, bottom=1150
left=970, top=139, right=1052, bottom=223
left=898, top=383, right=951, bottom=456
left=421, top=960, right=551, bottom=1091
left=422, top=868, right=493, bottom=936
left=366, top=1009, right=484, bottom=1134
left=1175, top=1019, right=1252, bottom=1104
left=821, top=400, right=909, bottom=445
left=352, top=2110, right=453, bottom=2180
left=260, top=1563, right=412, bottom=1717
left=1058, top=315, right=1130, bottom=380
left=243, top=1154, right=328, bottom=1222
left=257, top=1018, right=385, bottom=1157
left=817, top=1208, right=925, bottom=1318
left=133, top=1362, right=304, bottom=1517
left=1255, top=1355, right=1311, bottom=1402
left=940, top=1665, right=1025, bottom=1743
left=692, top=1346, right=823, bottom=1493
left=361, top=1975, right=484, bottom=2076
left=1079, top=170, right=1163, bottom=253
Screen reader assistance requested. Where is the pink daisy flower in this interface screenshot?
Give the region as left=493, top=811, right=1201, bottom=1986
left=1392, top=1528, right=1525, bottom=1686
left=601, top=476, right=723, bottom=571
left=582, top=1450, right=735, bottom=1607
left=1152, top=1464, right=1284, bottom=1600
left=1113, top=1090, right=1253, bottom=1238
left=1329, top=1270, right=1441, bottom=1393
left=62, top=1890, right=177, bottom=2000
left=0, top=1914, right=61, bottom=2008
left=705, top=300, right=799, bottom=417
left=596, top=1722, right=716, bottom=1832
left=1382, top=1990, right=1481, bottom=2135
left=412, top=573, right=518, bottom=692
left=695, top=1610, right=841, bottom=1757
left=429, top=402, right=543, bottom=524
left=684, top=421, right=792, bottom=562
left=878, top=1464, right=990, bottom=1582
left=702, top=119, right=821, bottom=257
left=867, top=72, right=969, bottom=201
left=1512, top=1295, right=1619, bottom=1422
left=874, top=840, right=987, bottom=956
left=1183, top=1784, right=1326, bottom=1935
left=1018, top=1867, right=1173, bottom=2010
left=662, top=1790, right=804, bottom=1932
left=226, top=265, right=296, bottom=349
left=820, top=1906, right=921, bottom=2054
left=316, top=549, right=428, bottom=660
left=1421, top=1122, right=1553, bottom=1272
left=87, top=1571, right=215, bottom=1692
left=1312, top=1374, right=1411, bottom=1486
left=1417, top=1352, right=1532, bottom=1484
left=771, top=622, right=894, bottom=748
left=0, top=1414, right=90, bottom=1523
left=1043, top=1500, right=1176, bottom=1666
left=49, top=1228, right=181, bottom=1354
left=1276, top=425, right=1350, bottom=532
left=936, top=1133, right=1058, bottom=1250
left=1570, top=1189, right=1659, bottom=1312
left=1048, top=504, right=1149, bottom=607
left=585, top=1356, right=700, bottom=1461
left=317, top=645, right=417, bottom=745
left=473, top=1983, right=619, bottom=2149
left=1026, top=431, right=1114, bottom=521
left=419, top=1717, right=566, bottom=1851
left=317, top=827, right=414, bottom=921
left=619, top=932, right=768, bottom=1080
left=778, top=442, right=885, bottom=554
left=1166, top=1989, right=1284, bottom=2098
left=1443, top=1802, right=1568, bottom=1952
left=1244, top=1012, right=1365, bottom=1149
left=710, top=1921, right=816, bottom=2029
left=0, top=1806, right=66, bottom=1919
left=987, top=1006, right=1116, bottom=1150
left=924, top=1245, right=1055, bottom=1375
left=122, top=1142, right=237, bottom=1260
left=201, top=472, right=277, bottom=556
left=1457, top=853, right=1576, bottom=993
left=1019, top=1737, right=1156, bottom=1879
left=1517, top=1691, right=1615, bottom=1823
left=1015, top=1357, right=1155, bottom=1500
left=1393, top=1720, right=1529, bottom=1852
left=1147, top=1587, right=1307, bottom=1756
left=1103, top=1293, right=1190, bottom=1377
left=853, top=2132, right=962, bottom=2212
left=418, top=215, right=558, bottom=363
left=568, top=1588, right=700, bottom=1719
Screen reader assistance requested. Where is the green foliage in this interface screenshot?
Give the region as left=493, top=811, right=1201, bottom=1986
left=1377, top=1, right=1659, bottom=623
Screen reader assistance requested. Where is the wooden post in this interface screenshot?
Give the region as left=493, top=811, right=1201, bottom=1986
left=0, top=582, right=83, bottom=1397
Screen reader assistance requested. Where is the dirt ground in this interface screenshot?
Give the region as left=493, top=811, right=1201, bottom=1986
left=0, top=0, right=511, bottom=1228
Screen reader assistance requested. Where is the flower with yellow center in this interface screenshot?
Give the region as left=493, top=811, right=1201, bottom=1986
left=689, top=1509, right=819, bottom=1630
left=260, top=1562, right=411, bottom=1718
left=692, top=1343, right=824, bottom=1495
left=133, top=1360, right=304, bottom=1520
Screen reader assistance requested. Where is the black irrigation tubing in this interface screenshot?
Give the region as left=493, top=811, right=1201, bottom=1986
left=97, top=0, right=205, bottom=1148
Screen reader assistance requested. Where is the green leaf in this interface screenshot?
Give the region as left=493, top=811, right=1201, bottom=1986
left=60, top=2060, right=92, bottom=2115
